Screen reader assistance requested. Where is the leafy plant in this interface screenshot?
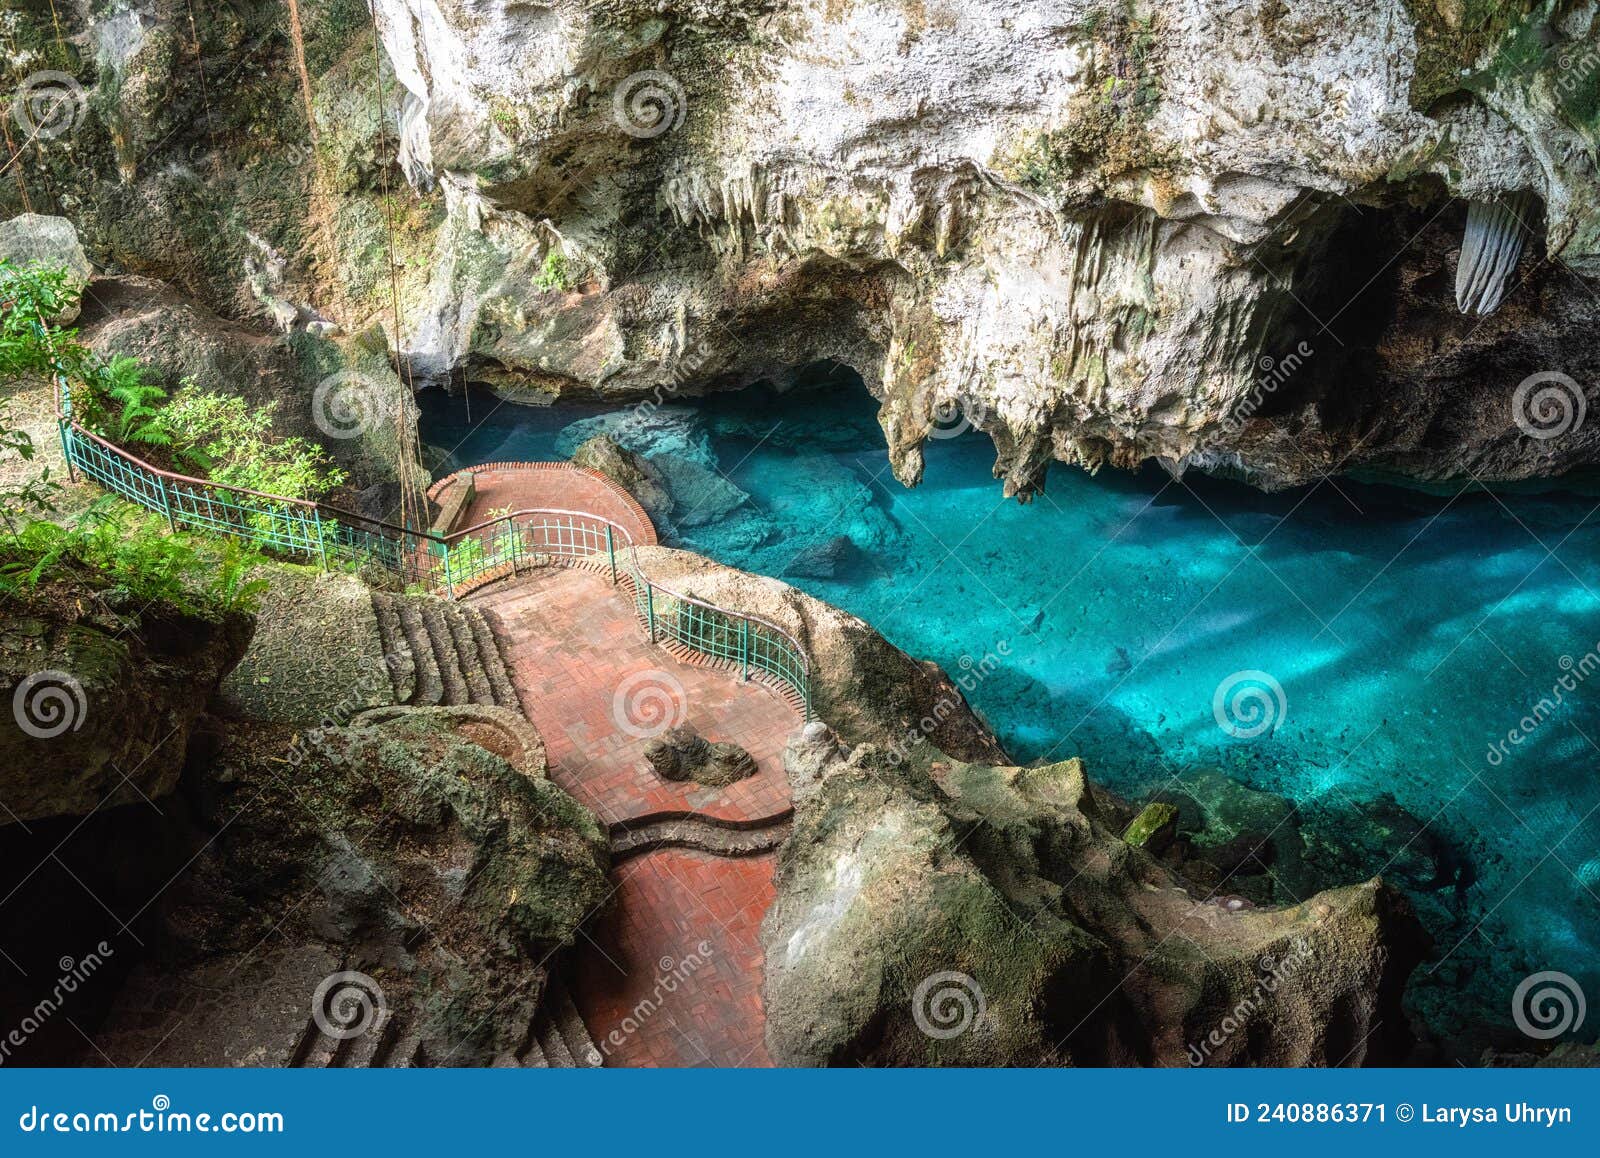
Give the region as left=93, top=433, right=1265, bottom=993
left=160, top=386, right=347, bottom=501
left=0, top=499, right=267, bottom=615
left=93, top=355, right=172, bottom=447
left=0, top=260, right=81, bottom=381
left=533, top=250, right=574, bottom=292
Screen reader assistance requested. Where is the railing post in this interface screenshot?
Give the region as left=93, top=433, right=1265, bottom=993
left=443, top=541, right=456, bottom=600
left=646, top=583, right=656, bottom=642
left=605, top=524, right=616, bottom=585
left=313, top=507, right=329, bottom=570
left=157, top=474, right=177, bottom=533
left=740, top=618, right=749, bottom=681
left=58, top=420, right=77, bottom=483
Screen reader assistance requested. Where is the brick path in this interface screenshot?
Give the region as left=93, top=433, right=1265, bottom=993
left=440, top=463, right=657, bottom=546
left=572, top=850, right=775, bottom=1068
left=468, top=558, right=793, bottom=1066
left=473, top=568, right=793, bottom=828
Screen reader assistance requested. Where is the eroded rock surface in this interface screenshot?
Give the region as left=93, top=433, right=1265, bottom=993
left=17, top=3, right=1600, bottom=499
left=0, top=574, right=250, bottom=825
left=764, top=736, right=1429, bottom=1066
left=89, top=711, right=609, bottom=1066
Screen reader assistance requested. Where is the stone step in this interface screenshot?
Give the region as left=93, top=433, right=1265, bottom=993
left=369, top=593, right=416, bottom=704
left=536, top=1015, right=575, bottom=1067
left=554, top=989, right=602, bottom=1067
left=610, top=814, right=792, bottom=863
left=288, top=1015, right=338, bottom=1069
left=464, top=606, right=521, bottom=712
left=395, top=599, right=444, bottom=706
left=520, top=1032, right=549, bottom=1067
left=418, top=600, right=472, bottom=705
left=289, top=1007, right=405, bottom=1068
left=332, top=1006, right=402, bottom=1068
left=443, top=604, right=496, bottom=706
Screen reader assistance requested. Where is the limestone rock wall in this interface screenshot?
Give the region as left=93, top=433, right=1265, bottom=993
left=11, top=1, right=1600, bottom=495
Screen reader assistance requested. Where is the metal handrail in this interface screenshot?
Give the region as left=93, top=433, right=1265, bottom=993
left=32, top=331, right=811, bottom=717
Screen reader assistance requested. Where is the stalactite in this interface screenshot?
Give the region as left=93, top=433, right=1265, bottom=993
left=1455, top=192, right=1533, bottom=316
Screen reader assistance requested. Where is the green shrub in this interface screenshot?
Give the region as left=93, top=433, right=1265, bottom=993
left=0, top=499, right=268, bottom=615
left=160, top=386, right=347, bottom=501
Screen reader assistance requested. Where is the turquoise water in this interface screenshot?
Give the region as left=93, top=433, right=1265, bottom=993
left=421, top=376, right=1600, bottom=1051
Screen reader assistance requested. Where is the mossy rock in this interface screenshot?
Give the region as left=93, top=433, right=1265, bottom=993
left=1122, top=801, right=1179, bottom=851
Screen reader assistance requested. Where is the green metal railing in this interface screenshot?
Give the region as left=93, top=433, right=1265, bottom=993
left=50, top=376, right=811, bottom=717
left=437, top=504, right=812, bottom=717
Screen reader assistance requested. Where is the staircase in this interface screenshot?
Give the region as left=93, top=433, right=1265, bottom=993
left=508, top=977, right=604, bottom=1069
left=291, top=976, right=602, bottom=1068
left=370, top=592, right=521, bottom=712
left=610, top=813, right=793, bottom=863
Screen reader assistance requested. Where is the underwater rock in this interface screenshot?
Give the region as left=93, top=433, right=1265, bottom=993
left=1122, top=802, right=1180, bottom=852
left=555, top=408, right=716, bottom=467
left=570, top=434, right=676, bottom=529
left=780, top=535, right=856, bottom=580
left=649, top=454, right=749, bottom=528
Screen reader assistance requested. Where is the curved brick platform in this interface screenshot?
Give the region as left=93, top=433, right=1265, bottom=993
left=431, top=462, right=657, bottom=546
left=472, top=568, right=793, bottom=828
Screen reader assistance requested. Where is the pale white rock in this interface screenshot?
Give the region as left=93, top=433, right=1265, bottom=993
left=362, top=0, right=1600, bottom=491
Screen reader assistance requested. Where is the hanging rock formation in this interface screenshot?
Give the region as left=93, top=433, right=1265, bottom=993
left=11, top=3, right=1600, bottom=496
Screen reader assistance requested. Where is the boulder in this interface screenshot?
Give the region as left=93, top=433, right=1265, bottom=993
left=1122, top=802, right=1179, bottom=853
left=0, top=215, right=91, bottom=322
left=643, top=723, right=757, bottom=787
left=0, top=575, right=251, bottom=826
left=763, top=741, right=1430, bottom=1067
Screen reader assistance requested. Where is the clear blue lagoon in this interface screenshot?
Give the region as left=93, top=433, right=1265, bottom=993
left=420, top=373, right=1600, bottom=1044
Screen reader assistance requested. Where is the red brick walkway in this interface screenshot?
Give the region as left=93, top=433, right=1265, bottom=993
left=572, top=850, right=775, bottom=1067
left=468, top=559, right=793, bottom=1066
left=472, top=568, right=792, bottom=828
